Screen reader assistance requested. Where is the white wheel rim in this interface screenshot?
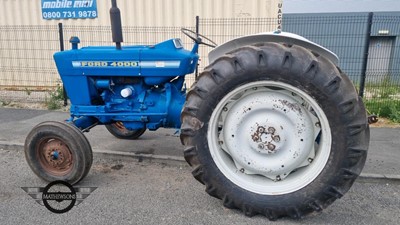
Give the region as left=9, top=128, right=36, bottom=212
left=208, top=81, right=331, bottom=195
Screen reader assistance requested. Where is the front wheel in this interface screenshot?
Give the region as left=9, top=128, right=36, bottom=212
left=25, top=121, right=93, bottom=185
left=180, top=43, right=369, bottom=219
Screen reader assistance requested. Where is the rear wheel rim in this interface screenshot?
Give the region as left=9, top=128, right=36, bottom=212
left=208, top=81, right=332, bottom=195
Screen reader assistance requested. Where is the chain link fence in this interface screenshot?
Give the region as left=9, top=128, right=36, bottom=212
left=0, top=14, right=399, bottom=118
left=281, top=14, right=400, bottom=119
left=364, top=15, right=400, bottom=119
left=0, top=26, right=59, bottom=102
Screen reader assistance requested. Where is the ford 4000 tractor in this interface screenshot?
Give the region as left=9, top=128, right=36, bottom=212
left=25, top=0, right=370, bottom=219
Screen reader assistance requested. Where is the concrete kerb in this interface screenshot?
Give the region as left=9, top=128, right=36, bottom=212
left=0, top=141, right=187, bottom=165
left=93, top=149, right=186, bottom=166
left=0, top=141, right=24, bottom=151
left=2, top=141, right=399, bottom=182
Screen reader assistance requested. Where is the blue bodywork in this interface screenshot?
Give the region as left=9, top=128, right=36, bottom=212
left=54, top=38, right=199, bottom=131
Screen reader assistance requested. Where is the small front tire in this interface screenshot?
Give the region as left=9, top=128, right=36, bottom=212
left=25, top=121, right=93, bottom=185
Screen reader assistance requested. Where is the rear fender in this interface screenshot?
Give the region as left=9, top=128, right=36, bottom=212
left=208, top=31, right=339, bottom=65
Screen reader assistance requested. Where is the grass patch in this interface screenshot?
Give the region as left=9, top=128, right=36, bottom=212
left=363, top=76, right=400, bottom=123
left=45, top=86, right=64, bottom=110
left=365, top=99, right=400, bottom=123
left=0, top=99, right=11, bottom=106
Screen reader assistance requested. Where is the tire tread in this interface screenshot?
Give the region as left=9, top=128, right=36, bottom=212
left=180, top=42, right=369, bottom=219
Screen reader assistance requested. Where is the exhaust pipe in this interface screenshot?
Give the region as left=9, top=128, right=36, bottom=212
left=110, top=0, right=123, bottom=50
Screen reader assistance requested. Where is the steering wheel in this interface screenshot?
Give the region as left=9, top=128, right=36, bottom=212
left=181, top=28, right=217, bottom=48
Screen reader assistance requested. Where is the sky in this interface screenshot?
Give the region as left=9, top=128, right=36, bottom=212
left=283, top=0, right=400, bottom=13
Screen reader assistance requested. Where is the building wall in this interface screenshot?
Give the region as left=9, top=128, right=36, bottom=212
left=283, top=11, right=400, bottom=83
left=372, top=12, right=400, bottom=82
left=0, top=0, right=282, bottom=27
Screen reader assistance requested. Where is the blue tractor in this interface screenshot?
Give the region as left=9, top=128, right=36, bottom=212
left=25, top=0, right=370, bottom=219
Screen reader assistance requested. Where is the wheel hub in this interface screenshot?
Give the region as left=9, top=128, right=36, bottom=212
left=38, top=139, right=73, bottom=176
left=251, top=125, right=282, bottom=154
left=51, top=151, right=59, bottom=160
left=219, top=89, right=319, bottom=180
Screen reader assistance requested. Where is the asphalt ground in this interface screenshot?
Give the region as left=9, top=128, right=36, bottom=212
left=0, top=107, right=399, bottom=179
left=0, top=107, right=400, bottom=224
left=0, top=148, right=399, bottom=225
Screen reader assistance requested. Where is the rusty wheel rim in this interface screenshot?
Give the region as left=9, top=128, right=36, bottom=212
left=113, top=121, right=128, bottom=132
left=112, top=121, right=132, bottom=135
left=36, top=138, right=73, bottom=176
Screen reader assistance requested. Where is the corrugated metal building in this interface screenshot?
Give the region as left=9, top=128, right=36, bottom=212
left=0, top=0, right=282, bottom=26
left=283, top=11, right=400, bottom=84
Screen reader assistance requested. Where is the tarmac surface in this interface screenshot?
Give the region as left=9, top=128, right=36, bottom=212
left=0, top=107, right=399, bottom=180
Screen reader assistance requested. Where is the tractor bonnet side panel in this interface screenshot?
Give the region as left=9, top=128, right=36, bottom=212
left=53, top=39, right=198, bottom=106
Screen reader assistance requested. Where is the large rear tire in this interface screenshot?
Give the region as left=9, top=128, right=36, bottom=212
left=180, top=43, right=369, bottom=219
left=25, top=121, right=93, bottom=185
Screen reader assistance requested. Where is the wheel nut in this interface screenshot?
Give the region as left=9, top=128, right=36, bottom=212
left=257, top=126, right=265, bottom=133
left=267, top=143, right=276, bottom=151
left=267, top=127, right=275, bottom=134
left=252, top=134, right=259, bottom=141
left=258, top=143, right=265, bottom=149
left=272, top=135, right=280, bottom=142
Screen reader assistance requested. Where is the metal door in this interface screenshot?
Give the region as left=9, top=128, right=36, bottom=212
left=366, top=36, right=395, bottom=83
